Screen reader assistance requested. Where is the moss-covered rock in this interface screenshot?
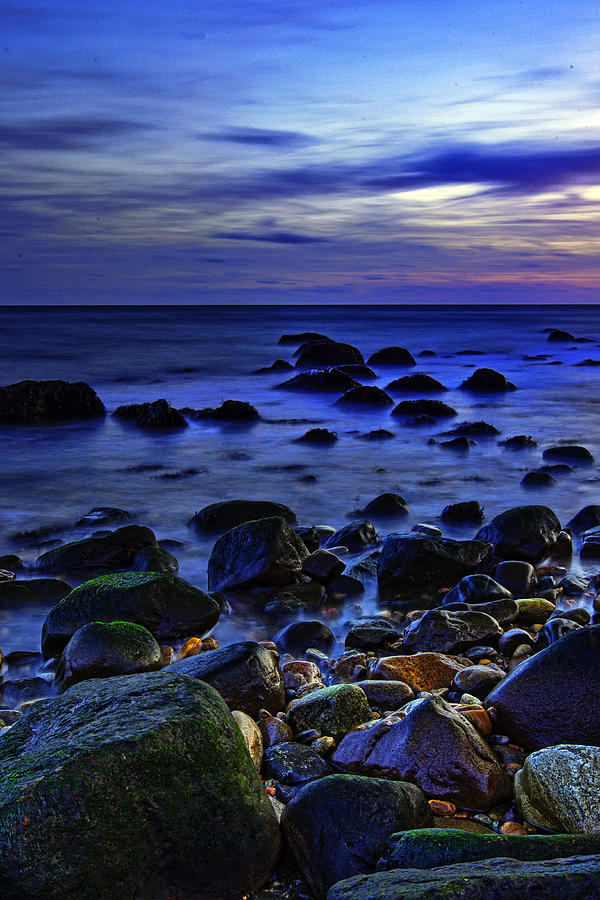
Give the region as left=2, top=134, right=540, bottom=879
left=41, top=572, right=221, bottom=659
left=0, top=671, right=280, bottom=899
left=35, top=524, right=158, bottom=576
left=55, top=621, right=163, bottom=689
left=286, top=684, right=372, bottom=742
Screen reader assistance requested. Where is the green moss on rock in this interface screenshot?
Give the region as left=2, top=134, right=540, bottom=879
left=287, top=683, right=372, bottom=741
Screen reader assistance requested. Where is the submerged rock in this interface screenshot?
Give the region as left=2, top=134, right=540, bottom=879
left=190, top=499, right=297, bottom=535
left=0, top=379, right=105, bottom=425
left=35, top=524, right=158, bottom=576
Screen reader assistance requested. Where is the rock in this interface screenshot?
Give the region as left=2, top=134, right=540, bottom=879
left=411, top=523, right=442, bottom=536
left=114, top=398, right=187, bottom=428
left=515, top=745, right=600, bottom=832
left=358, top=493, right=409, bottom=519
left=548, top=328, right=575, bottom=341
left=453, top=665, right=504, bottom=699
left=75, top=507, right=135, bottom=528
left=441, top=421, right=501, bottom=437
left=302, top=550, right=346, bottom=585
left=258, top=714, right=294, bottom=748
left=522, top=470, right=557, bottom=488
left=401, top=609, right=503, bottom=654
left=232, top=710, right=263, bottom=771
left=282, top=775, right=432, bottom=900
left=264, top=582, right=326, bottom=614
left=543, top=445, right=594, bottom=466
left=252, top=358, right=293, bottom=374
left=325, top=520, right=378, bottom=551
left=278, top=331, right=331, bottom=345
left=485, top=625, right=600, bottom=749
left=443, top=574, right=512, bottom=607
left=53, top=616, right=162, bottom=688
left=295, top=341, right=364, bottom=369
left=35, top=524, right=158, bottom=576
left=336, top=386, right=393, bottom=406
left=0, top=379, right=105, bottom=425
left=367, top=347, right=416, bottom=366
left=404, top=414, right=437, bottom=426
left=459, top=368, right=517, bottom=392
left=297, top=427, right=338, bottom=444
left=277, top=369, right=359, bottom=392
left=368, top=653, right=469, bottom=692
left=262, top=741, right=333, bottom=785
left=272, top=621, right=335, bottom=658
left=0, top=578, right=71, bottom=606
left=391, top=399, right=457, bottom=418
left=0, top=671, right=280, bottom=900
left=190, top=499, right=297, bottom=535
left=354, top=680, right=414, bottom=710
left=361, top=428, right=395, bottom=441
left=287, top=684, right=372, bottom=741
left=193, top=399, right=260, bottom=421
left=332, top=694, right=510, bottom=809
left=475, top=505, right=561, bottom=563
left=458, top=597, right=518, bottom=628
left=534, top=617, right=580, bottom=651
left=500, top=434, right=538, bottom=449
left=133, top=545, right=179, bottom=573
left=499, top=628, right=534, bottom=656
left=566, top=506, right=600, bottom=533
left=439, top=436, right=471, bottom=451
left=440, top=501, right=484, bottom=523
left=295, top=525, right=321, bottom=553
left=386, top=374, right=447, bottom=393
left=515, top=597, right=555, bottom=625
left=41, top=571, right=221, bottom=660
left=207, top=516, right=309, bottom=592
left=328, top=574, right=365, bottom=601
left=581, top=530, right=600, bottom=559
left=493, top=560, right=537, bottom=596
left=377, top=533, right=492, bottom=598
left=336, top=364, right=377, bottom=379
left=345, top=616, right=403, bottom=650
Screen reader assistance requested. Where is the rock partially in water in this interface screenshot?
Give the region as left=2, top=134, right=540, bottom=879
left=193, top=399, right=260, bottom=421
left=500, top=434, right=538, bottom=449
left=547, top=328, right=575, bottom=342
left=278, top=331, right=331, bottom=345
left=190, top=499, right=297, bottom=535
left=459, top=368, right=517, bottom=392
left=252, top=358, right=293, bottom=374
left=296, top=427, right=338, bottom=444
left=302, top=549, right=346, bottom=585
left=443, top=574, right=512, bottom=607
left=566, top=506, right=600, bottom=534
left=336, top=385, right=394, bottom=406
left=543, top=445, right=594, bottom=466
left=358, top=493, right=409, bottom=519
left=325, top=520, right=378, bottom=551
left=277, top=368, right=359, bottom=392
left=114, top=398, right=187, bottom=428
left=367, top=347, right=416, bottom=366
left=522, top=470, right=556, bottom=488
left=440, top=500, right=485, bottom=523
left=0, top=379, right=105, bottom=425
left=35, top=524, right=158, bottom=577
left=475, top=505, right=561, bottom=563
left=272, top=620, right=335, bottom=658
left=386, top=374, right=447, bottom=393
left=0, top=578, right=71, bottom=607
left=391, top=398, right=457, bottom=418
left=295, top=341, right=364, bottom=369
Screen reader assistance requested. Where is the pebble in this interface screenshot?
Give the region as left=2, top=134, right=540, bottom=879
left=428, top=799, right=456, bottom=816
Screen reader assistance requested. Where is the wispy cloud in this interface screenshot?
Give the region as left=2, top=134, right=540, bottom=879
left=213, top=230, right=327, bottom=244
left=199, top=126, right=317, bottom=148
left=0, top=116, right=153, bottom=151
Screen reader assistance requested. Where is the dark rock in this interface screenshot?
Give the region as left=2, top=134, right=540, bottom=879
left=566, top=506, right=600, bottom=533
left=35, top=524, right=158, bottom=576
left=302, top=550, right=346, bottom=585
left=41, top=571, right=221, bottom=660
left=543, top=445, right=594, bottom=466
left=453, top=665, right=504, bottom=698
left=325, top=520, right=378, bottom=551
left=354, top=680, right=414, bottom=709
left=581, top=530, right=600, bottom=559
left=358, top=493, right=409, bottom=519
left=190, top=499, right=297, bottom=535
left=463, top=597, right=519, bottom=627
left=419, top=349, right=436, bottom=357
left=539, top=463, right=575, bottom=476
left=282, top=775, right=432, bottom=900
left=403, top=414, right=438, bottom=426
left=443, top=574, right=512, bottom=607
left=493, top=560, right=537, bottom=597
left=1, top=677, right=55, bottom=706
left=0, top=379, right=105, bottom=425
left=335, top=364, right=377, bottom=379
left=441, top=501, right=485, bottom=523
left=498, top=628, right=534, bottom=656
left=386, top=374, right=447, bottom=393
left=534, top=616, right=580, bottom=651
left=114, top=398, right=187, bottom=428
left=262, top=741, right=333, bottom=785
left=459, top=368, right=517, bottom=392
left=332, top=694, right=510, bottom=809
left=402, top=609, right=503, bottom=654
left=207, top=516, right=309, bottom=592
left=0, top=578, right=71, bottom=606
left=54, top=621, right=163, bottom=689
left=377, top=533, right=493, bottom=598
left=522, top=470, right=556, bottom=488
left=392, top=399, right=457, bottom=418
left=295, top=341, right=364, bottom=369
left=75, top=507, right=135, bottom=528
left=360, top=428, right=395, bottom=441
left=500, top=434, right=537, bottom=449
left=278, top=331, right=331, bottom=345
left=287, top=684, right=372, bottom=741
left=327, top=574, right=365, bottom=601
left=272, top=620, right=335, bottom=657
left=485, top=624, right=600, bottom=750
left=193, top=399, right=259, bottom=421
left=367, top=347, right=416, bottom=366
left=133, top=545, right=179, bottom=573
left=439, top=436, right=471, bottom=451
left=475, top=505, right=561, bottom=563
left=0, top=671, right=280, bottom=900
left=336, top=385, right=394, bottom=406
left=575, top=358, right=600, bottom=366
left=548, top=328, right=575, bottom=342
left=277, top=368, right=359, bottom=392
left=252, top=358, right=293, bottom=374
left=345, top=616, right=403, bottom=650
left=265, top=582, right=327, bottom=613
left=296, top=525, right=321, bottom=553
left=296, top=428, right=338, bottom=444
left=441, top=421, right=500, bottom=437
left=170, top=640, right=284, bottom=717
left=0, top=554, right=23, bottom=571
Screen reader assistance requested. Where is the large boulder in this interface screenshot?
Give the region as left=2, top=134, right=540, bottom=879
left=170, top=641, right=285, bottom=717
left=442, top=574, right=512, bottom=606
left=35, top=524, right=158, bottom=576
left=335, top=386, right=394, bottom=406
left=377, top=533, right=492, bottom=597
left=475, top=505, right=561, bottom=563
left=367, top=347, right=416, bottom=366
left=41, top=571, right=221, bottom=659
left=391, top=399, right=457, bottom=418
left=0, top=379, right=105, bottom=425
left=281, top=775, right=432, bottom=899
left=459, top=368, right=517, bottom=392
left=190, top=499, right=297, bottom=535
left=386, top=374, right=447, bottom=393
left=0, top=672, right=280, bottom=900
left=295, top=341, right=364, bottom=369
left=401, top=609, right=503, bottom=654
left=485, top=625, right=600, bottom=750
left=277, top=369, right=359, bottom=392
left=113, top=399, right=187, bottom=428
left=332, top=694, right=510, bottom=810
left=207, top=516, right=309, bottom=592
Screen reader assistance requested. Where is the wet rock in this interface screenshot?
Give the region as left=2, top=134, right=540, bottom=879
left=443, top=574, right=512, bottom=607
left=0, top=578, right=71, bottom=606
left=277, top=369, right=359, bottom=392
left=367, top=347, right=416, bottom=366
left=500, top=434, right=538, bottom=449
left=295, top=341, right=364, bottom=369
left=278, top=331, right=331, bottom=345
left=114, top=398, right=187, bottom=428
left=459, top=597, right=518, bottom=628
left=377, top=533, right=492, bottom=598
left=336, top=385, right=394, bottom=407
left=439, top=436, right=471, bottom=451
left=302, top=549, right=346, bottom=585
left=0, top=379, right=105, bottom=425
left=193, top=399, right=260, bottom=421
left=345, top=616, right=403, bottom=650
left=515, top=597, right=555, bottom=625
left=0, top=671, right=280, bottom=900
left=402, top=609, right=503, bottom=654
left=386, top=374, right=447, bottom=393
left=35, top=524, right=158, bottom=577
left=522, top=470, right=556, bottom=488
left=295, top=525, right=321, bottom=553
left=252, top=358, right=293, bottom=374
left=75, top=507, right=135, bottom=528
left=54, top=621, right=163, bottom=689
left=190, top=499, right=297, bottom=535
left=207, top=516, right=309, bottom=592
left=515, top=744, right=600, bottom=832
left=548, top=328, right=575, bottom=342
left=453, top=665, right=504, bottom=699
left=493, top=560, right=537, bottom=597
left=543, top=445, right=594, bottom=466
left=336, top=363, right=377, bottom=379
left=440, top=501, right=485, bottom=523
left=287, top=684, right=372, bottom=741
left=332, top=694, right=510, bottom=809
left=262, top=741, right=333, bottom=785
left=476, top=505, right=561, bottom=563
left=272, top=621, right=335, bottom=658
left=499, top=628, right=534, bottom=656
left=324, top=520, right=378, bottom=552
left=170, top=640, right=284, bottom=717
left=459, top=368, right=517, bottom=392
left=356, top=493, right=409, bottom=520
left=581, top=529, right=600, bottom=559
left=391, top=399, right=457, bottom=418
left=265, top=582, right=327, bottom=613
left=133, top=545, right=179, bottom=573
left=296, top=427, right=338, bottom=444
left=404, top=414, right=438, bottom=426
left=258, top=713, right=294, bottom=748
left=282, top=775, right=432, bottom=900
left=566, top=506, right=600, bottom=533
left=41, top=571, right=221, bottom=660
left=360, top=428, right=395, bottom=441
left=442, top=421, right=501, bottom=437
left=354, top=680, right=414, bottom=710
left=534, top=616, right=580, bottom=650
left=232, top=710, right=263, bottom=771
left=368, top=653, right=469, bottom=693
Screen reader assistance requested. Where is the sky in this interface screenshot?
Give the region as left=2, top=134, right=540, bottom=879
left=2, top=0, right=600, bottom=304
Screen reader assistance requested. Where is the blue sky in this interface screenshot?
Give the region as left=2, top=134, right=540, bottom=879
left=2, top=0, right=600, bottom=303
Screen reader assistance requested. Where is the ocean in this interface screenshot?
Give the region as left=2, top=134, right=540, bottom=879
left=1, top=303, right=599, bottom=654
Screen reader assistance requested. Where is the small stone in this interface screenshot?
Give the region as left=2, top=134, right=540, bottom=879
left=311, top=736, right=336, bottom=756
left=429, top=800, right=457, bottom=816
left=178, top=636, right=203, bottom=659
left=500, top=821, right=528, bottom=835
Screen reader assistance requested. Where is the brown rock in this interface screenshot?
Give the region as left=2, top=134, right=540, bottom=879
left=258, top=714, right=294, bottom=748
left=429, top=799, right=457, bottom=816
left=368, top=652, right=470, bottom=692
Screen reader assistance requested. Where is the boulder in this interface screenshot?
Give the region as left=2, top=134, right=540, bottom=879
left=0, top=379, right=105, bottom=424
left=277, top=369, right=359, bottom=392
left=459, top=368, right=517, bottom=392
left=391, top=399, right=457, bottom=418
left=566, top=506, right=600, bottom=533
left=368, top=653, right=469, bottom=692
left=325, top=520, right=378, bottom=551
left=262, top=742, right=333, bottom=785
left=522, top=470, right=556, bottom=488
left=332, top=694, right=510, bottom=809
left=302, top=549, right=346, bottom=585
left=354, top=680, right=414, bottom=710
left=295, top=342, right=364, bottom=369
left=367, top=347, right=416, bottom=366
left=133, top=545, right=179, bottom=573
left=54, top=621, right=163, bottom=689
left=401, top=609, right=503, bottom=654
left=475, top=505, right=561, bottom=563
left=193, top=399, right=259, bottom=421
left=207, top=516, right=309, bottom=592
left=358, top=493, right=409, bottom=519
left=287, top=684, right=372, bottom=741
left=485, top=625, right=600, bottom=750
left=377, top=533, right=493, bottom=597
left=442, top=574, right=512, bottom=606
left=335, top=386, right=394, bottom=406
left=272, top=620, right=335, bottom=657
left=0, top=672, right=280, bottom=900
left=41, top=571, right=221, bottom=659
left=35, top=524, right=158, bottom=576
left=282, top=775, right=432, bottom=899
left=543, top=445, right=594, bottom=466
left=548, top=329, right=575, bottom=342
left=114, top=399, right=187, bottom=428
left=190, top=499, right=297, bottom=535
left=440, top=501, right=484, bottom=523
left=441, top=421, right=500, bottom=437
left=386, top=374, right=447, bottom=393
left=296, top=427, right=338, bottom=444
left=278, top=331, right=331, bottom=345
left=345, top=616, right=403, bottom=650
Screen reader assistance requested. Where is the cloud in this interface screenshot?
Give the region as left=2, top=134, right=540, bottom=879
left=199, top=126, right=317, bottom=148
left=0, top=116, right=153, bottom=151
left=213, top=230, right=327, bottom=244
